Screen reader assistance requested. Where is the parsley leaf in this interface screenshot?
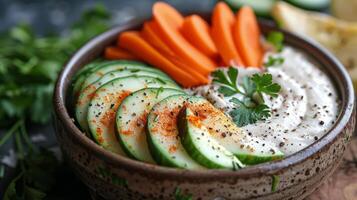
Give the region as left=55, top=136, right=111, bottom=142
left=212, top=67, right=242, bottom=97
left=211, top=67, right=281, bottom=127
left=1, top=4, right=111, bottom=199
left=251, top=73, right=281, bottom=97
left=229, top=98, right=271, bottom=127
left=264, top=55, right=285, bottom=67
left=266, top=31, right=284, bottom=52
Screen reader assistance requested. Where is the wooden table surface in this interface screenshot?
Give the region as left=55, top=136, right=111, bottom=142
left=308, top=136, right=357, bottom=200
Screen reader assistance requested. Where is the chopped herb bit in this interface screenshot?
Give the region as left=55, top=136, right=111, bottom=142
left=264, top=56, right=285, bottom=67
left=130, top=69, right=140, bottom=73
left=174, top=188, right=193, bottom=200
left=266, top=31, right=284, bottom=52
left=155, top=87, right=164, bottom=98
left=271, top=175, right=280, bottom=192
left=155, top=77, right=166, bottom=84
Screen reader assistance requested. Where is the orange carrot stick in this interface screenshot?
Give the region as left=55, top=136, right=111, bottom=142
left=233, top=6, right=263, bottom=67
left=152, top=2, right=216, bottom=75
left=141, top=21, right=209, bottom=84
left=211, top=2, right=245, bottom=67
left=159, top=49, right=209, bottom=85
left=104, top=46, right=138, bottom=60
left=141, top=21, right=175, bottom=56
left=118, top=31, right=199, bottom=87
left=181, top=15, right=218, bottom=58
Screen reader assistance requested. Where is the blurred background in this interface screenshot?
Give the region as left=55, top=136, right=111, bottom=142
left=0, top=0, right=217, bottom=34
left=1, top=0, right=357, bottom=199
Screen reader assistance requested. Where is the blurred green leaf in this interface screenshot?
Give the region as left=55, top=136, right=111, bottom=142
left=0, top=4, right=111, bottom=126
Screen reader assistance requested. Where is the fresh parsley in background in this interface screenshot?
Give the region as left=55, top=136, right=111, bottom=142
left=0, top=4, right=111, bottom=199
left=266, top=31, right=284, bottom=52
left=212, top=67, right=281, bottom=127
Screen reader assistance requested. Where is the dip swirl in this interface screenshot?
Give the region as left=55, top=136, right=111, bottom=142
left=189, top=47, right=339, bottom=155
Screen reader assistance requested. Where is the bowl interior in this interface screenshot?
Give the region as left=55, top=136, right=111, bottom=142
left=54, top=15, right=354, bottom=178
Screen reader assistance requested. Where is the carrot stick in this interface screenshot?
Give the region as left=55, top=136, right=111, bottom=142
left=211, top=2, right=245, bottom=67
left=152, top=2, right=216, bottom=75
left=233, top=6, right=263, bottom=67
left=118, top=31, right=199, bottom=87
left=159, top=49, right=209, bottom=85
left=141, top=22, right=209, bottom=84
left=104, top=46, right=138, bottom=60
left=141, top=21, right=175, bottom=56
left=181, top=15, right=218, bottom=58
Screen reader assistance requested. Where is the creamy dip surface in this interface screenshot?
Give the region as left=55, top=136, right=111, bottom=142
left=188, top=47, right=340, bottom=155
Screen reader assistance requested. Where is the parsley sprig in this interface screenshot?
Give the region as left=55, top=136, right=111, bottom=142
left=0, top=4, right=111, bottom=199
left=212, top=67, right=281, bottom=127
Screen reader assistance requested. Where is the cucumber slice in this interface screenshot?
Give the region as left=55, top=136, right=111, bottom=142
left=72, top=62, right=102, bottom=101
left=80, top=60, right=171, bottom=93
left=72, top=59, right=104, bottom=82
left=224, top=0, right=277, bottom=17
left=284, top=0, right=330, bottom=10
left=72, top=60, right=142, bottom=102
left=116, top=88, right=185, bottom=163
left=147, top=95, right=204, bottom=169
left=87, top=76, right=180, bottom=155
left=177, top=96, right=284, bottom=165
left=178, top=108, right=243, bottom=169
left=75, top=69, right=178, bottom=133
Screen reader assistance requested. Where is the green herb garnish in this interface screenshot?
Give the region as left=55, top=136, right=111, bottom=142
left=212, top=67, right=242, bottom=97
left=0, top=4, right=112, bottom=199
left=229, top=98, right=271, bottom=127
left=271, top=175, right=280, bottom=192
left=266, top=31, right=284, bottom=52
left=155, top=87, right=164, bottom=98
left=251, top=73, right=281, bottom=98
left=212, top=67, right=281, bottom=127
left=1, top=120, right=59, bottom=200
left=264, top=55, right=285, bottom=67
left=174, top=188, right=193, bottom=200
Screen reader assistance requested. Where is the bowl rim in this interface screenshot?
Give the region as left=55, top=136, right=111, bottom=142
left=53, top=18, right=355, bottom=180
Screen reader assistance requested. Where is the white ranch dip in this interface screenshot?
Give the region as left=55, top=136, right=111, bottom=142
left=189, top=47, right=339, bottom=155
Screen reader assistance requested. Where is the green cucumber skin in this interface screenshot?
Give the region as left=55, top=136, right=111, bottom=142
left=146, top=125, right=181, bottom=168
left=178, top=109, right=228, bottom=169
left=87, top=76, right=180, bottom=155
left=235, top=152, right=284, bottom=165
left=81, top=60, right=170, bottom=89
left=75, top=69, right=178, bottom=134
left=177, top=96, right=283, bottom=166
left=115, top=119, right=138, bottom=160
left=71, top=62, right=100, bottom=107
left=146, top=95, right=204, bottom=169
left=72, top=59, right=104, bottom=81
left=116, top=88, right=184, bottom=163
left=72, top=60, right=142, bottom=101
left=284, top=0, right=330, bottom=10
left=224, top=0, right=276, bottom=17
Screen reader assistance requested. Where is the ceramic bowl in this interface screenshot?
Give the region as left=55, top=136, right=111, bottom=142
left=53, top=17, right=355, bottom=200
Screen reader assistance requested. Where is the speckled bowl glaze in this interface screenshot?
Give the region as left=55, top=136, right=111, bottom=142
left=53, top=17, right=355, bottom=200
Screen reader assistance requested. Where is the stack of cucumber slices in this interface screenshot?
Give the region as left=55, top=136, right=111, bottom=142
left=71, top=60, right=283, bottom=170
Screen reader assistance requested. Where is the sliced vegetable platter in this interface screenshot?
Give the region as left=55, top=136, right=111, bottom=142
left=71, top=2, right=284, bottom=170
